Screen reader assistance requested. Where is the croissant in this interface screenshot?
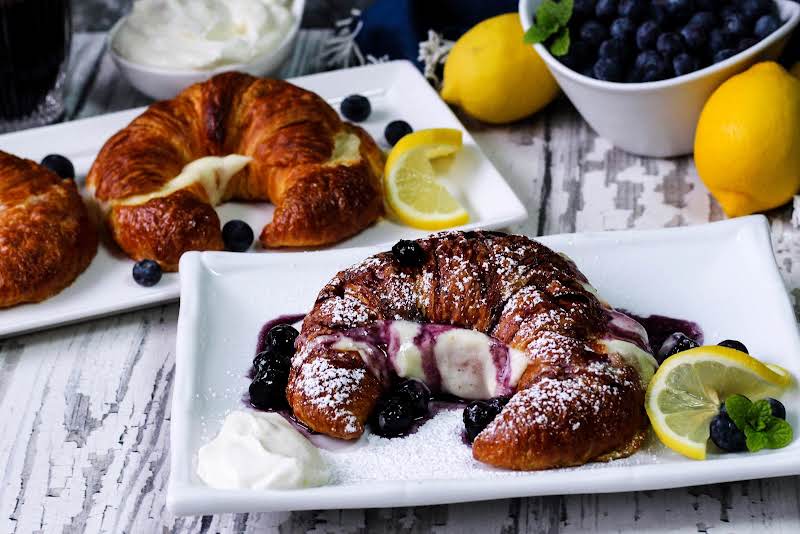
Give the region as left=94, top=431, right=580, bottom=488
left=287, top=231, right=657, bottom=470
left=87, top=72, right=385, bottom=271
left=0, top=151, right=97, bottom=308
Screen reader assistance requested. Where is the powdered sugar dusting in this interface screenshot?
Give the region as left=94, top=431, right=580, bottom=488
left=296, top=357, right=366, bottom=434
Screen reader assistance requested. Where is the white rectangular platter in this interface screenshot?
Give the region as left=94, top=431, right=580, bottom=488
left=169, top=215, right=800, bottom=515
left=0, top=60, right=527, bottom=338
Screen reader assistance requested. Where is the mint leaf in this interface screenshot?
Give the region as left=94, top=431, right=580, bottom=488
left=523, top=0, right=574, bottom=44
left=745, top=428, right=768, bottom=452
left=550, top=27, right=570, bottom=56
left=523, top=24, right=557, bottom=44
left=748, top=400, right=772, bottom=432
left=765, top=418, right=793, bottom=449
left=724, top=394, right=752, bottom=431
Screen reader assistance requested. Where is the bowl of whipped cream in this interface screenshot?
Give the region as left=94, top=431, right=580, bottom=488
left=109, top=0, right=304, bottom=100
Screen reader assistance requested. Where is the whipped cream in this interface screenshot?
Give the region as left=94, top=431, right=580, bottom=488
left=113, top=0, right=294, bottom=70
left=197, top=410, right=328, bottom=490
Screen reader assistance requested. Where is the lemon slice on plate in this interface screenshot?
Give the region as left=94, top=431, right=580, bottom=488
left=384, top=128, right=469, bottom=230
left=645, top=346, right=791, bottom=460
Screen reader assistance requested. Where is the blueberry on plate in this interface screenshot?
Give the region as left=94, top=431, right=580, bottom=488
left=463, top=400, right=503, bottom=443
left=249, top=365, right=289, bottom=410
left=765, top=397, right=786, bottom=420
left=374, top=397, right=414, bottom=437
left=41, top=154, right=74, bottom=179
left=485, top=396, right=510, bottom=413
left=610, top=17, right=637, bottom=42
left=710, top=403, right=747, bottom=452
left=132, top=259, right=162, bottom=287
left=634, top=50, right=669, bottom=82
left=754, top=14, right=781, bottom=40
left=657, top=32, right=686, bottom=57
left=384, top=120, right=413, bottom=146
left=635, top=20, right=659, bottom=50
left=680, top=25, right=708, bottom=51
left=252, top=347, right=288, bottom=375
left=593, top=57, right=625, bottom=81
left=673, top=53, right=700, bottom=76
left=596, top=0, right=619, bottom=21
left=222, top=219, right=254, bottom=252
left=392, top=239, right=426, bottom=267
left=395, top=379, right=431, bottom=417
left=717, top=339, right=748, bottom=353
left=265, top=324, right=299, bottom=356
left=722, top=13, right=747, bottom=38
left=713, top=48, right=737, bottom=63
left=687, top=11, right=716, bottom=31
left=657, top=332, right=699, bottom=361
left=618, top=0, right=648, bottom=21
left=580, top=20, right=610, bottom=47
left=340, top=94, right=371, bottom=122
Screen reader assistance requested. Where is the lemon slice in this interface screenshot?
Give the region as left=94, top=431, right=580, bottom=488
left=645, top=346, right=791, bottom=460
left=384, top=128, right=469, bottom=230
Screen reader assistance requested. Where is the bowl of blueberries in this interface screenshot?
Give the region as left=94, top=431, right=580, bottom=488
left=519, top=0, right=800, bottom=157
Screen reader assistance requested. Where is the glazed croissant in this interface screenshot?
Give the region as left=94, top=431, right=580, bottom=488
left=87, top=72, right=385, bottom=271
left=287, top=231, right=656, bottom=470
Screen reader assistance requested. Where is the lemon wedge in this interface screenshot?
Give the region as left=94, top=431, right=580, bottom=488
left=645, top=346, right=791, bottom=460
left=384, top=128, right=469, bottom=230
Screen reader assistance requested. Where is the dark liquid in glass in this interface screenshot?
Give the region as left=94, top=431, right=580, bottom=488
left=0, top=0, right=70, bottom=120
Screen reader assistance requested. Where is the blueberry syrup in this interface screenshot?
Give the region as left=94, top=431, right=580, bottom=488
left=248, top=313, right=306, bottom=379
left=619, top=309, right=704, bottom=356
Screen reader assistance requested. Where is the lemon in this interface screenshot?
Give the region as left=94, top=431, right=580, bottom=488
left=384, top=128, right=469, bottom=230
left=645, top=346, right=791, bottom=460
left=440, top=13, right=559, bottom=124
left=791, top=62, right=800, bottom=79
left=694, top=62, right=800, bottom=217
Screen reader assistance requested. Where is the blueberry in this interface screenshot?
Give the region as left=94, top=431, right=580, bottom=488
left=740, top=0, right=771, bottom=23
left=687, top=11, right=716, bottom=31
left=132, top=259, right=162, bottom=287
left=221, top=219, right=254, bottom=252
left=559, top=40, right=594, bottom=70
left=664, top=0, right=694, bottom=24
left=374, top=397, right=414, bottom=437
left=580, top=20, right=609, bottom=47
left=384, top=120, right=413, bottom=146
left=709, top=28, right=731, bottom=52
left=722, top=13, right=747, bottom=38
left=252, top=347, right=287, bottom=375
left=635, top=20, right=659, bottom=50
left=657, top=32, right=686, bottom=57
left=340, top=94, right=371, bottom=122
left=485, top=396, right=510, bottom=413
left=673, top=53, right=700, bottom=75
left=737, top=37, right=759, bottom=52
left=391, top=239, right=426, bottom=267
left=593, top=57, right=625, bottom=81
left=718, top=339, right=748, bottom=353
left=596, top=0, right=618, bottom=21
left=680, top=25, right=708, bottom=51
left=599, top=38, right=630, bottom=61
left=713, top=48, right=737, bottom=63
left=618, top=0, right=647, bottom=20
left=634, top=50, right=669, bottom=82
left=249, top=365, right=289, bottom=409
left=573, top=0, right=596, bottom=19
left=695, top=0, right=715, bottom=10
left=765, top=397, right=786, bottom=420
left=657, top=332, right=699, bottom=361
left=754, top=14, right=781, bottom=40
left=710, top=406, right=747, bottom=452
left=394, top=379, right=431, bottom=417
left=463, top=400, right=502, bottom=443
left=649, top=3, right=669, bottom=25
left=610, top=17, right=637, bottom=42
left=265, top=323, right=299, bottom=356
left=41, top=154, right=74, bottom=179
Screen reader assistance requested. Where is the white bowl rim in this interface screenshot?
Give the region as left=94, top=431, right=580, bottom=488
left=518, top=0, right=800, bottom=92
left=106, top=0, right=305, bottom=76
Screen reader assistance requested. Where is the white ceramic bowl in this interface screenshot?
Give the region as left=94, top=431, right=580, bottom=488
left=519, top=0, right=800, bottom=157
left=107, top=0, right=305, bottom=100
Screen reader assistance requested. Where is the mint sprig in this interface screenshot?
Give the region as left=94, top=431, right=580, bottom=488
left=725, top=394, right=793, bottom=452
left=523, top=0, right=574, bottom=57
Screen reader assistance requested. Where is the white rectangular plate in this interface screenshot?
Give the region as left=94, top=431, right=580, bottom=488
left=0, top=60, right=526, bottom=338
left=169, top=215, right=800, bottom=515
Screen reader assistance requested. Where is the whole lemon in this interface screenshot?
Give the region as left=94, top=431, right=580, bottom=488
left=694, top=62, right=800, bottom=217
left=440, top=13, right=559, bottom=124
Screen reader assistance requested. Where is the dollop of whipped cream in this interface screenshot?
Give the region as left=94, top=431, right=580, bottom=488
left=113, top=0, right=294, bottom=70
left=197, top=410, right=328, bottom=490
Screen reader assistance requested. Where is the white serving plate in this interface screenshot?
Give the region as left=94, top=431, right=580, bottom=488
left=169, top=215, right=800, bottom=515
left=0, top=61, right=526, bottom=338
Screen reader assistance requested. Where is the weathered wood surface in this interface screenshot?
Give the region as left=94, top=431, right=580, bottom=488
left=2, top=31, right=800, bottom=534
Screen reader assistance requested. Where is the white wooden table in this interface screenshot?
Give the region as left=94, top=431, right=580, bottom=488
left=2, top=31, right=800, bottom=534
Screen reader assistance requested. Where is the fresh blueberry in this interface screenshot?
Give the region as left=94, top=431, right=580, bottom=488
left=709, top=28, right=731, bottom=52
left=657, top=32, right=686, bottom=57
left=737, top=37, right=759, bottom=51
left=249, top=365, right=289, bottom=409
left=596, top=0, right=618, bottom=21
left=340, top=94, right=371, bottom=122
left=680, top=25, right=708, bottom=51
left=265, top=324, right=299, bottom=357
left=485, top=396, right=510, bottom=413
left=374, top=397, right=414, bottom=437
left=710, top=405, right=747, bottom=452
left=394, top=379, right=431, bottom=417
left=580, top=20, right=610, bottom=47
left=610, top=17, right=637, bottom=42
left=559, top=40, right=594, bottom=70
left=695, top=0, right=715, bottom=10
left=222, top=219, right=254, bottom=252
left=765, top=397, right=786, bottom=420
left=754, top=14, right=781, bottom=39
left=649, top=3, right=669, bottom=25
left=664, top=0, right=694, bottom=24
left=713, top=48, right=737, bottom=63
left=673, top=53, right=700, bottom=75
left=635, top=20, right=659, bottom=50
left=593, top=57, right=625, bottom=81
left=463, top=400, right=502, bottom=443
left=634, top=50, right=669, bottom=82
left=41, top=154, right=75, bottom=179
left=722, top=13, right=747, bottom=38
left=573, top=0, right=596, bottom=19
left=687, top=11, right=716, bottom=30
left=718, top=339, right=748, bottom=353
left=599, top=38, right=630, bottom=60
left=384, top=120, right=413, bottom=146
left=740, top=0, right=771, bottom=23
left=657, top=332, right=699, bottom=361
left=252, top=347, right=288, bottom=375
left=132, top=259, right=162, bottom=287
left=391, top=239, right=426, bottom=267
left=618, top=0, right=648, bottom=20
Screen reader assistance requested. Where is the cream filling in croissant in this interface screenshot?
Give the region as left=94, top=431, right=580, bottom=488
left=326, top=132, right=361, bottom=165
